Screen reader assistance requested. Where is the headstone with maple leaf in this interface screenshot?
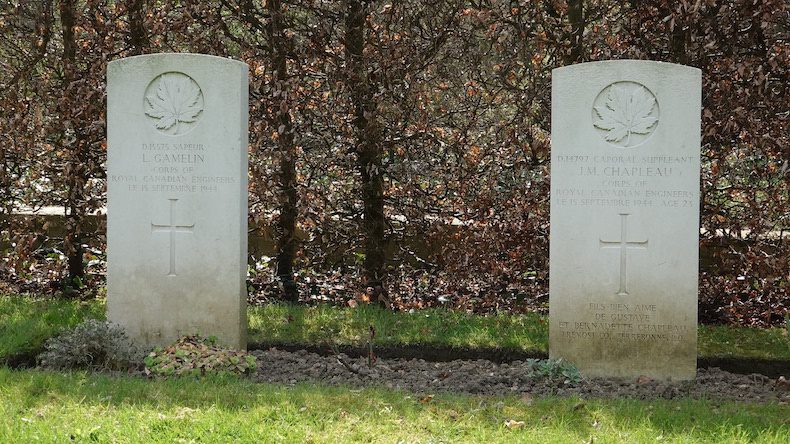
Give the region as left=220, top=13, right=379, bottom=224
left=106, top=54, right=250, bottom=350
left=549, top=60, right=701, bottom=380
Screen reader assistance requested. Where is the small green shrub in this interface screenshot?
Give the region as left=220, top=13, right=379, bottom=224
left=37, top=320, right=142, bottom=371
left=527, top=358, right=582, bottom=385
left=143, top=335, right=257, bottom=378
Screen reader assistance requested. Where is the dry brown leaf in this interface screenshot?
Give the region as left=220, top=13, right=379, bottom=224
left=637, top=375, right=654, bottom=384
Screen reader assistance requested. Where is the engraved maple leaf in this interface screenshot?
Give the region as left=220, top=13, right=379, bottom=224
left=145, top=75, right=202, bottom=134
left=593, top=85, right=657, bottom=146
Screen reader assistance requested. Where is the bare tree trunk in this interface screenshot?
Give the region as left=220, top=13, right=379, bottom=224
left=59, top=0, right=84, bottom=289
left=128, top=0, right=148, bottom=55
left=568, top=0, right=584, bottom=63
left=59, top=0, right=75, bottom=77
left=670, top=16, right=687, bottom=64
left=345, top=0, right=388, bottom=305
left=267, top=0, right=299, bottom=302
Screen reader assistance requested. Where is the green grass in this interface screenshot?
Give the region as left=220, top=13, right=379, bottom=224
left=1, top=295, right=788, bottom=362
left=699, top=324, right=790, bottom=360
left=0, top=368, right=788, bottom=443
left=248, top=303, right=548, bottom=352
left=0, top=295, right=104, bottom=362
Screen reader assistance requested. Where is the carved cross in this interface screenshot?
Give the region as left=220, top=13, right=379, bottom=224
left=599, top=213, right=648, bottom=296
left=151, top=198, right=194, bottom=276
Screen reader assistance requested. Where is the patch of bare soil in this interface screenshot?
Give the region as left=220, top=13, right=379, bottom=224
left=251, top=348, right=789, bottom=403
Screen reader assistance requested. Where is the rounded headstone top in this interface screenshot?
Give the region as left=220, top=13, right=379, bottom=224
left=108, top=52, right=249, bottom=69
left=552, top=59, right=701, bottom=75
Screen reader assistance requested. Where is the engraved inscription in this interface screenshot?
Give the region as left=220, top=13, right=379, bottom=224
left=556, top=304, right=688, bottom=344
left=151, top=199, right=194, bottom=276
left=551, top=154, right=697, bottom=209
left=144, top=72, right=204, bottom=136
left=599, top=213, right=648, bottom=296
left=108, top=142, right=237, bottom=194
left=592, top=82, right=659, bottom=148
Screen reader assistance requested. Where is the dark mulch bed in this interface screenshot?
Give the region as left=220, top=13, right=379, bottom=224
left=252, top=348, right=790, bottom=404
left=250, top=341, right=790, bottom=379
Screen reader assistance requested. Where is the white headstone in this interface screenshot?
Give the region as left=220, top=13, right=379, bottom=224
left=107, top=53, right=249, bottom=349
left=549, top=60, right=701, bottom=380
